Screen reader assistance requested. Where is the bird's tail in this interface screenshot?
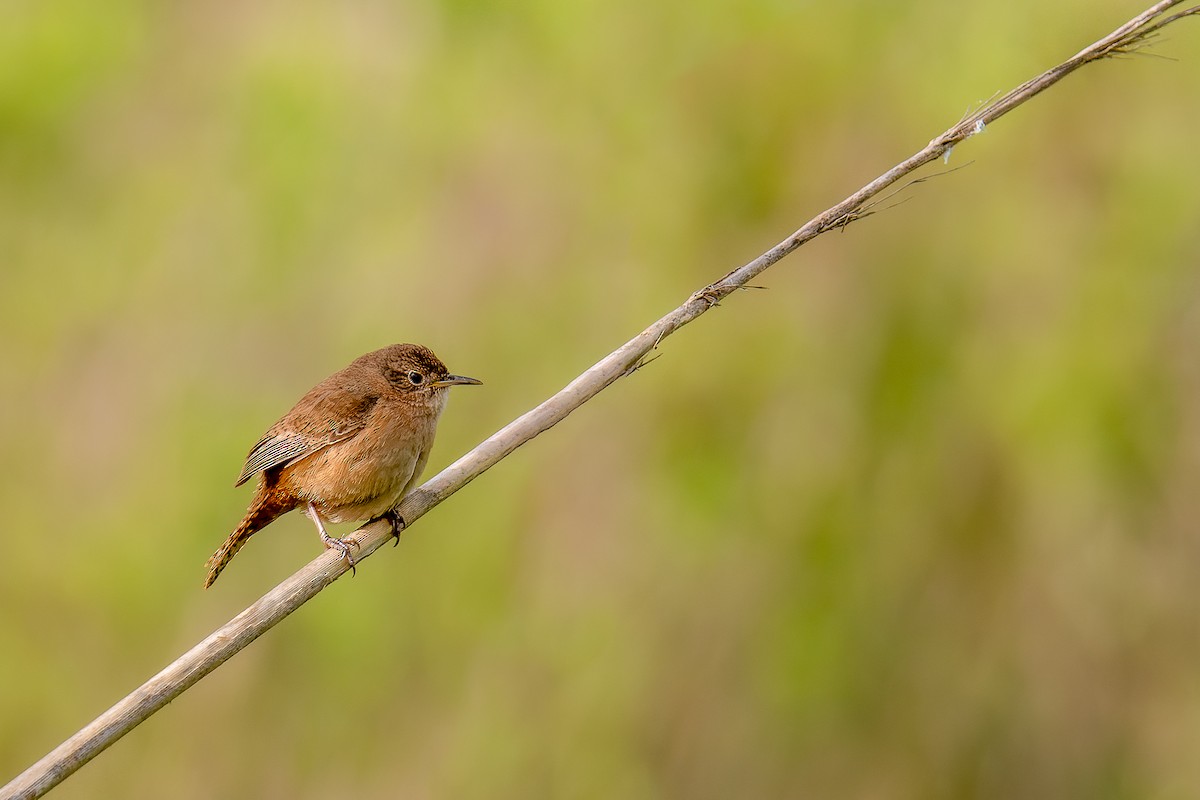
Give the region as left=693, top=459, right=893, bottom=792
left=204, top=492, right=288, bottom=588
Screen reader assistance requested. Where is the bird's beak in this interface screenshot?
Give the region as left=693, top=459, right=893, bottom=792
left=432, top=374, right=483, bottom=387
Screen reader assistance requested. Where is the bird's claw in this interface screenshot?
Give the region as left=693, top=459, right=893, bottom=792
left=386, top=509, right=406, bottom=546
left=323, top=534, right=358, bottom=577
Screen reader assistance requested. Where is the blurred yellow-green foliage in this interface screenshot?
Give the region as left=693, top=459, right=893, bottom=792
left=3, top=1, right=1200, bottom=797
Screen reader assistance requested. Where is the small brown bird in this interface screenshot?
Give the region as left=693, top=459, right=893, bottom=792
left=204, top=343, right=481, bottom=588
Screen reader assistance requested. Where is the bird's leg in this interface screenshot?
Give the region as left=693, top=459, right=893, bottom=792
left=307, top=502, right=358, bottom=576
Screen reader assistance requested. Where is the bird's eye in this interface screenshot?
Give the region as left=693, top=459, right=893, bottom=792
left=407, top=371, right=424, bottom=384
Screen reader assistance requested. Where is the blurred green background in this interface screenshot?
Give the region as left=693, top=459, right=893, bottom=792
left=3, top=1, right=1200, bottom=797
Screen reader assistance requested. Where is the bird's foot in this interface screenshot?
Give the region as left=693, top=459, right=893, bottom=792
left=320, top=529, right=360, bottom=576
left=376, top=509, right=406, bottom=546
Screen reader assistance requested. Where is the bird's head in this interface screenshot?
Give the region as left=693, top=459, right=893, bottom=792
left=374, top=343, right=482, bottom=398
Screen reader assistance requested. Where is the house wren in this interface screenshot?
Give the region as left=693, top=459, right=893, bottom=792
left=204, top=343, right=481, bottom=588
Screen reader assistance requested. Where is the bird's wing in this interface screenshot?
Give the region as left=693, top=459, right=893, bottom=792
left=235, top=385, right=380, bottom=486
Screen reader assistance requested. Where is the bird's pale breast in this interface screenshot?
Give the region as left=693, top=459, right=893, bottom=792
left=280, top=391, right=445, bottom=522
